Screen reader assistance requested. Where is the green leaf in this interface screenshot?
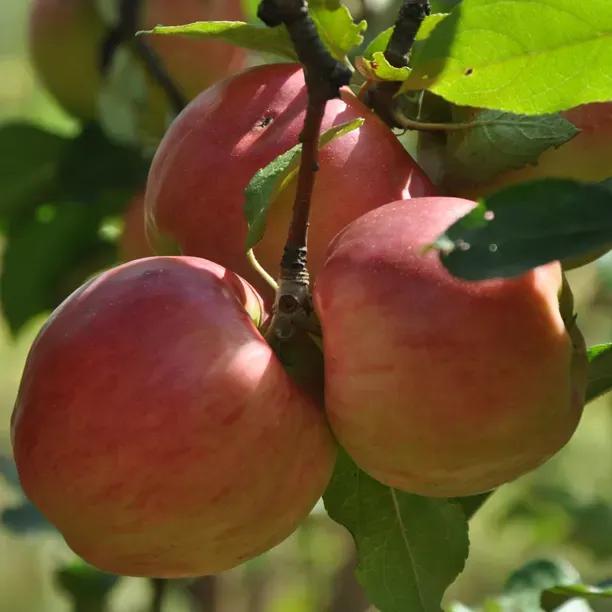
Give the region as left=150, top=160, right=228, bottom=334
left=324, top=451, right=469, bottom=612
left=550, top=583, right=612, bottom=601
left=586, top=344, right=612, bottom=403
left=0, top=123, right=68, bottom=223
left=494, top=559, right=584, bottom=612
left=141, top=21, right=297, bottom=60
left=363, top=27, right=394, bottom=58
left=435, top=180, right=612, bottom=280
left=1, top=202, right=114, bottom=334
left=455, top=492, right=493, bottom=521
left=0, top=456, right=19, bottom=489
left=56, top=560, right=119, bottom=612
left=403, top=0, right=612, bottom=115
left=2, top=501, right=54, bottom=534
left=98, top=46, right=157, bottom=147
left=244, top=118, right=364, bottom=249
left=310, top=3, right=366, bottom=60
left=416, top=13, right=449, bottom=42
left=56, top=124, right=149, bottom=203
left=363, top=13, right=448, bottom=61
left=450, top=559, right=588, bottom=612
left=357, top=52, right=411, bottom=82
left=445, top=109, right=579, bottom=184
left=359, top=14, right=448, bottom=81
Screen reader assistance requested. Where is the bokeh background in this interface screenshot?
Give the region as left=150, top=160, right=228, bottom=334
left=1, top=0, right=611, bottom=610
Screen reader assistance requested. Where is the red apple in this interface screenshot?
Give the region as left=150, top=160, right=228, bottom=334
left=29, top=0, right=245, bottom=122
left=145, top=63, right=436, bottom=301
left=314, top=197, right=587, bottom=497
left=12, top=257, right=335, bottom=577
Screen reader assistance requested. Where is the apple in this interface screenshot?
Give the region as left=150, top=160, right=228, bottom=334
left=119, top=193, right=154, bottom=261
left=12, top=257, right=335, bottom=577
left=314, top=197, right=587, bottom=497
left=145, top=63, right=436, bottom=301
left=29, top=0, right=245, bottom=122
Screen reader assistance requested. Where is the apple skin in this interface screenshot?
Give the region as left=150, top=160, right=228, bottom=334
left=29, top=0, right=245, bottom=122
left=145, top=63, right=436, bottom=301
left=11, top=257, right=335, bottom=577
left=314, top=197, right=587, bottom=498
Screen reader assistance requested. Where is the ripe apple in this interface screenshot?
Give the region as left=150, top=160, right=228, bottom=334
left=29, top=0, right=245, bottom=121
left=145, top=63, right=436, bottom=301
left=12, top=257, right=335, bottom=577
left=314, top=197, right=587, bottom=497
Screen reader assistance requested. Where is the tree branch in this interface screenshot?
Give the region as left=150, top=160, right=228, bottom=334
left=257, top=0, right=351, bottom=342
left=364, top=0, right=430, bottom=127
left=100, top=0, right=187, bottom=115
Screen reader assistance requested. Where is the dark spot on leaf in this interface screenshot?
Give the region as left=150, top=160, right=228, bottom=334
left=465, top=68, right=474, bottom=76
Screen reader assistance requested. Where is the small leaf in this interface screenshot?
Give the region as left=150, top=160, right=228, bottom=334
left=0, top=123, right=68, bottom=223
left=357, top=52, right=411, bottom=82
left=359, top=14, right=448, bottom=82
left=435, top=180, right=612, bottom=280
left=363, top=27, right=393, bottom=58
left=586, top=344, right=612, bottom=403
left=310, top=3, right=366, bottom=60
left=403, top=0, right=612, bottom=115
left=0, top=456, right=20, bottom=489
left=57, top=124, right=149, bottom=202
left=1, top=202, right=114, bottom=334
left=448, top=560, right=595, bottom=611
left=2, top=501, right=54, bottom=534
left=56, top=559, right=119, bottom=611
left=324, top=451, right=469, bottom=612
left=244, top=119, right=364, bottom=249
left=98, top=46, right=158, bottom=147
left=550, top=583, right=612, bottom=601
left=445, top=109, right=579, bottom=184
left=141, top=21, right=297, bottom=60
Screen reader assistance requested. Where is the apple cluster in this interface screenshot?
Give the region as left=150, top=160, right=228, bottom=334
left=12, top=1, right=589, bottom=579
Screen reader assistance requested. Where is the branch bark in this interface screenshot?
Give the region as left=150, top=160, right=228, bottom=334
left=364, top=0, right=430, bottom=127
left=257, top=0, right=351, bottom=342
left=100, top=0, right=187, bottom=115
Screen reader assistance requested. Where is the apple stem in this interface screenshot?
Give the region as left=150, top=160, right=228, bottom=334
left=364, top=0, right=431, bottom=127
left=257, top=0, right=351, bottom=342
left=247, top=249, right=279, bottom=292
left=100, top=0, right=187, bottom=115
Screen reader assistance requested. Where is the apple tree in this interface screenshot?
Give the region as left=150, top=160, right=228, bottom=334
left=2, top=0, right=612, bottom=610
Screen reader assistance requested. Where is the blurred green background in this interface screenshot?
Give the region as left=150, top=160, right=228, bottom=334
left=1, top=1, right=612, bottom=611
